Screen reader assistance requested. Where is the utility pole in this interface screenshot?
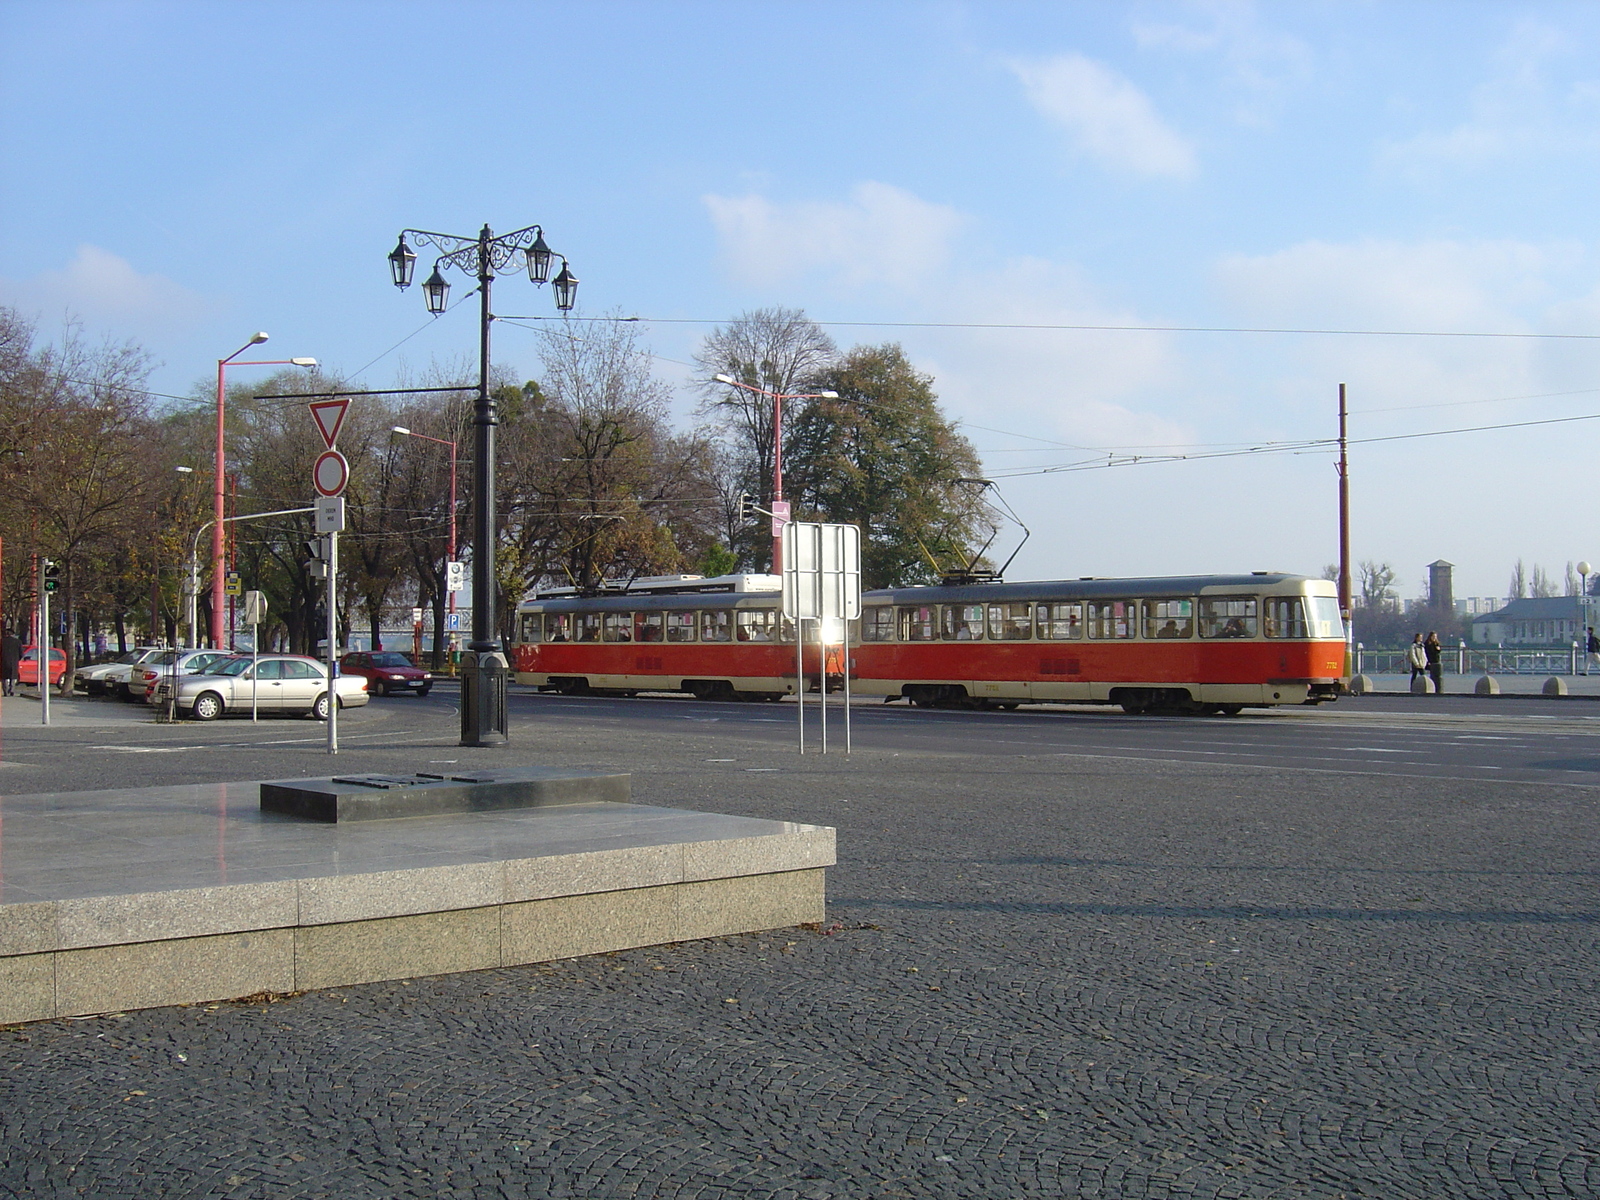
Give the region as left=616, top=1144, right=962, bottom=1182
left=1337, top=383, right=1353, bottom=672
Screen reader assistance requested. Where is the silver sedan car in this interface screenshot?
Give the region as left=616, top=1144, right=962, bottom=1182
left=173, top=654, right=369, bottom=720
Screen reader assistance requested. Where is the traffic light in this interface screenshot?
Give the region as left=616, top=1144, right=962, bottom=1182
left=42, top=560, right=60, bottom=592
left=736, top=493, right=756, bottom=524
left=304, top=539, right=329, bottom=580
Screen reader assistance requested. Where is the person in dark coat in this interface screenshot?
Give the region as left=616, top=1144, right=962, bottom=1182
left=0, top=625, right=21, bottom=696
left=1424, top=630, right=1443, bottom=695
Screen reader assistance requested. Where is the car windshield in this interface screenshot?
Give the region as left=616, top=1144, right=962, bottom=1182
left=369, top=653, right=413, bottom=667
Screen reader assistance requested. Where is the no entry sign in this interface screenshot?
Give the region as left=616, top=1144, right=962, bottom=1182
left=313, top=449, right=349, bottom=497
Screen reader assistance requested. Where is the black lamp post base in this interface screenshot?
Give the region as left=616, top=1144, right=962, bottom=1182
left=459, top=650, right=510, bottom=747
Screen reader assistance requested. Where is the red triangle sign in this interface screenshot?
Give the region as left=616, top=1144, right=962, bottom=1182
left=309, top=399, right=350, bottom=449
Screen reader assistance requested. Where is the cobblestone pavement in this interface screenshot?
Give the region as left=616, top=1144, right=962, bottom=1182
left=4, top=710, right=1599, bottom=1199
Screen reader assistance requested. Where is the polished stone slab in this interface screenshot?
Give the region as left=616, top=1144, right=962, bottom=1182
left=260, top=766, right=631, bottom=822
left=0, top=776, right=835, bottom=1021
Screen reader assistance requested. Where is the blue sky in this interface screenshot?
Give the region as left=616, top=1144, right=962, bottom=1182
left=5, top=1, right=1600, bottom=602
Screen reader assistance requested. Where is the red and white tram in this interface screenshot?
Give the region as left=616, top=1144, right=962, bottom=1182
left=511, top=572, right=1348, bottom=714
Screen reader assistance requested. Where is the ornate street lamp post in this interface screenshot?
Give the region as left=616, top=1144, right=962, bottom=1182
left=388, top=224, right=576, bottom=746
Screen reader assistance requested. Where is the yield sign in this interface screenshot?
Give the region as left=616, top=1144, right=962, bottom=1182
left=308, top=399, right=350, bottom=449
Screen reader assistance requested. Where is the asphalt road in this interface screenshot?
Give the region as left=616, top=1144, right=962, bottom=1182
left=3, top=686, right=1598, bottom=1198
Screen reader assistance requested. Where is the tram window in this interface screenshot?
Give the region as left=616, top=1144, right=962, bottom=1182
left=701, top=610, right=733, bottom=643
left=899, top=605, right=937, bottom=641
left=576, top=613, right=603, bottom=643
left=1308, top=596, right=1343, bottom=639
left=736, top=610, right=776, bottom=642
left=665, top=611, right=697, bottom=643
left=1264, top=598, right=1310, bottom=639
left=862, top=607, right=895, bottom=642
left=519, top=612, right=543, bottom=644
left=1143, top=599, right=1194, bottom=639
left=942, top=604, right=986, bottom=641
left=1035, top=603, right=1083, bottom=640
left=986, top=603, right=1033, bottom=640
left=1087, top=600, right=1135, bottom=639
left=779, top=615, right=797, bottom=643
left=635, top=612, right=664, bottom=643
left=602, top=612, right=633, bottom=642
left=1199, top=596, right=1257, bottom=638
left=544, top=613, right=572, bottom=642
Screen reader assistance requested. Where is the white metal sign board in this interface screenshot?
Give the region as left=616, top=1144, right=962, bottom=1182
left=780, top=521, right=861, bottom=622
left=315, top=494, right=346, bottom=533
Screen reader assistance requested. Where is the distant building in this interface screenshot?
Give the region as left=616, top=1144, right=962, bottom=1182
left=1428, top=560, right=1454, bottom=612
left=1471, top=596, right=1597, bottom=646
left=1454, top=597, right=1500, bottom=615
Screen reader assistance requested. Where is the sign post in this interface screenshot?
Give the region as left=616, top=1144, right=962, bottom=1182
left=310, top=398, right=350, bottom=756
left=243, top=591, right=267, bottom=722
left=37, top=558, right=50, bottom=726
left=780, top=522, right=861, bottom=755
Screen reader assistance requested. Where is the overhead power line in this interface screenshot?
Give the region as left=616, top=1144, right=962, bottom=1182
left=497, top=313, right=1600, bottom=342
left=986, top=409, right=1600, bottom=479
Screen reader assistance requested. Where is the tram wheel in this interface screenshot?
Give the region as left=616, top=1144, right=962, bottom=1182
left=1217, top=704, right=1244, bottom=716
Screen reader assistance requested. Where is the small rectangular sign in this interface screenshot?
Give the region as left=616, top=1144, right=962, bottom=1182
left=445, top=612, right=464, bottom=632
left=770, top=499, right=791, bottom=538
left=315, top=495, right=346, bottom=534
left=224, top=572, right=242, bottom=597
left=411, top=607, right=424, bottom=625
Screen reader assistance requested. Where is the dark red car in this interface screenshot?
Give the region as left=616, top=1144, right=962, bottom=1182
left=338, top=650, right=432, bottom=697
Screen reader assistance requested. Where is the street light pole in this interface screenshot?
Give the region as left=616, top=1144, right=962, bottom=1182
left=389, top=224, right=577, bottom=747
left=712, top=375, right=839, bottom=572
left=392, top=426, right=458, bottom=654
left=212, top=335, right=317, bottom=649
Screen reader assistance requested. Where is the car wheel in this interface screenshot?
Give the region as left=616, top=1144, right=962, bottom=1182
left=192, top=692, right=224, bottom=721
left=416, top=685, right=431, bottom=698
left=374, top=681, right=388, bottom=697
left=114, top=682, right=132, bottom=701
left=312, top=692, right=332, bottom=721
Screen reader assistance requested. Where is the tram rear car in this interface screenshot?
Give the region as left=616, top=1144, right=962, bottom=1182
left=511, top=572, right=1347, bottom=712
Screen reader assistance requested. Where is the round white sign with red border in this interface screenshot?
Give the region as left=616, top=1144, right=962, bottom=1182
left=313, top=450, right=349, bottom=497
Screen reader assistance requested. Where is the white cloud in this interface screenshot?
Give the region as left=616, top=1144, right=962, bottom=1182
left=1379, top=19, right=1600, bottom=176
left=1216, top=237, right=1566, bottom=330
left=0, top=244, right=206, bottom=329
left=1009, top=54, right=1196, bottom=178
left=703, top=182, right=968, bottom=293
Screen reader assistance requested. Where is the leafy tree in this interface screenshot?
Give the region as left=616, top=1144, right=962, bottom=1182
left=784, top=343, right=994, bottom=588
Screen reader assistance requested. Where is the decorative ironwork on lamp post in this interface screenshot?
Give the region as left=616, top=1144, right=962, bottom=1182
left=388, top=224, right=576, bottom=746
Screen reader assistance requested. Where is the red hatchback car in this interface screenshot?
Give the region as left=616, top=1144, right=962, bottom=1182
left=18, top=646, right=67, bottom=687
left=338, top=650, right=432, bottom=697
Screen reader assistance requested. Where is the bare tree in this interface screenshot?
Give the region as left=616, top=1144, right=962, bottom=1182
left=1356, top=560, right=1397, bottom=609
left=1531, top=564, right=1557, bottom=598
left=693, top=308, right=836, bottom=568
left=1508, top=559, right=1527, bottom=600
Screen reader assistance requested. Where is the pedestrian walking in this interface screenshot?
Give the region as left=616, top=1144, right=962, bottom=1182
left=0, top=625, right=20, bottom=696
left=1424, top=630, right=1443, bottom=695
left=1587, top=626, right=1600, bottom=674
left=1406, top=632, right=1427, bottom=688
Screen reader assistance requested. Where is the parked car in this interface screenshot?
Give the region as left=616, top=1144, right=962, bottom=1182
left=171, top=654, right=368, bottom=720
left=339, top=650, right=433, bottom=697
left=141, top=650, right=237, bottom=704
left=80, top=646, right=168, bottom=699
left=17, top=646, right=66, bottom=687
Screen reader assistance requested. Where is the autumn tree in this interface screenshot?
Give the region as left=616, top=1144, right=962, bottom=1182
left=784, top=343, right=993, bottom=588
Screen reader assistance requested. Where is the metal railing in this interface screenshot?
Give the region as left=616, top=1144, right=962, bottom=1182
left=1355, top=644, right=1595, bottom=676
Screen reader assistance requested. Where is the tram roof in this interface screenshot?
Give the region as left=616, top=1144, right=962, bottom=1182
left=521, top=572, right=1322, bottom=611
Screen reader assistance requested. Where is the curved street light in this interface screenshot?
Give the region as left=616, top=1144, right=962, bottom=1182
left=388, top=223, right=577, bottom=747
left=212, top=335, right=316, bottom=650
left=712, top=374, right=838, bottom=572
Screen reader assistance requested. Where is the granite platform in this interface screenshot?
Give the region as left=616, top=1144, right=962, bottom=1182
left=0, top=778, right=834, bottom=1024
